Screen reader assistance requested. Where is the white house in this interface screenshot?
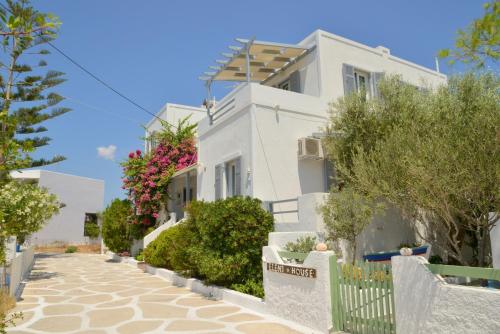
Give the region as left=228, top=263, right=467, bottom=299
left=10, top=170, right=105, bottom=246
left=145, top=29, right=447, bottom=256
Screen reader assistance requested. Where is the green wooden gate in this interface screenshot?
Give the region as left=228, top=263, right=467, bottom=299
left=329, top=256, right=396, bottom=334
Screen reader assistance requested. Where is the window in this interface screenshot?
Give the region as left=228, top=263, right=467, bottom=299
left=226, top=159, right=238, bottom=197
left=354, top=70, right=370, bottom=98
left=84, top=213, right=99, bottom=238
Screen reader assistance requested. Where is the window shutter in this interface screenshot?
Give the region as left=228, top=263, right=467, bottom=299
left=234, top=158, right=242, bottom=196
left=342, top=64, right=356, bottom=95
left=215, top=164, right=223, bottom=200
left=371, top=72, right=384, bottom=98
left=289, top=70, right=301, bottom=93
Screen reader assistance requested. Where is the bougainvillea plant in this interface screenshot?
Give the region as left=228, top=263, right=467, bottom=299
left=122, top=117, right=197, bottom=226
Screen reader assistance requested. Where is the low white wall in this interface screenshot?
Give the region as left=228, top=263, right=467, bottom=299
left=491, top=216, right=500, bottom=269
left=130, top=239, right=143, bottom=257
left=392, top=256, right=500, bottom=334
left=8, top=246, right=35, bottom=297
left=262, top=246, right=334, bottom=333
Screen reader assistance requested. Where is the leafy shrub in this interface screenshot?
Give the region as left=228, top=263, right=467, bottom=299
left=285, top=236, right=317, bottom=253
left=231, top=279, right=265, bottom=299
left=187, top=197, right=273, bottom=287
left=144, top=197, right=273, bottom=297
left=84, top=222, right=100, bottom=239
left=144, top=221, right=196, bottom=275
left=65, top=245, right=77, bottom=253
left=135, top=250, right=144, bottom=261
left=101, top=199, right=147, bottom=253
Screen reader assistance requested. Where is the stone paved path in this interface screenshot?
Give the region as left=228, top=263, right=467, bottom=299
left=8, top=253, right=309, bottom=334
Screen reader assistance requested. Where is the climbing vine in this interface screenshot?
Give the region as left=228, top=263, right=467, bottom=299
left=122, top=117, right=197, bottom=225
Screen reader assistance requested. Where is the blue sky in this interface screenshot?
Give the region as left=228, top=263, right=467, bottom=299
left=30, top=0, right=485, bottom=205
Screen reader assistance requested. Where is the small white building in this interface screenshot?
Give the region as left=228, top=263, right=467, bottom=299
left=145, top=29, right=447, bottom=256
left=10, top=170, right=105, bottom=246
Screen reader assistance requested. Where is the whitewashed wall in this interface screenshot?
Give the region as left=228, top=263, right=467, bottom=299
left=11, top=170, right=104, bottom=245
left=145, top=103, right=206, bottom=140
left=316, top=30, right=447, bottom=102
left=262, top=246, right=334, bottom=333
left=392, top=256, right=500, bottom=334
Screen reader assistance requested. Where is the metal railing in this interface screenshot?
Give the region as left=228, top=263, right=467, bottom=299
left=268, top=197, right=298, bottom=216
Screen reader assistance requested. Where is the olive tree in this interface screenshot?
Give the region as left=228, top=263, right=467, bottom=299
left=324, top=73, right=499, bottom=266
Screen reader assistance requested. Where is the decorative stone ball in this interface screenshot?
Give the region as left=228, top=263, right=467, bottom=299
left=400, top=247, right=413, bottom=256
left=315, top=243, right=328, bottom=251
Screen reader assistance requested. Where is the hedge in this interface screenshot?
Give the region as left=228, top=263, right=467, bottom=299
left=144, top=196, right=273, bottom=297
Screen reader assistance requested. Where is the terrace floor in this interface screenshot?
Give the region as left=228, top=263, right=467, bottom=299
left=8, top=253, right=307, bottom=334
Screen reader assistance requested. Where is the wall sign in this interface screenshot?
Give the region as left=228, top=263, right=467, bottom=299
left=266, top=262, right=316, bottom=278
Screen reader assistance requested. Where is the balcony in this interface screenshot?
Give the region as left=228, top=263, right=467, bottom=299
left=198, top=82, right=327, bottom=135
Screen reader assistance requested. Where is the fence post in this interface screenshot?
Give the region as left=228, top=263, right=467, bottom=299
left=329, top=254, right=342, bottom=332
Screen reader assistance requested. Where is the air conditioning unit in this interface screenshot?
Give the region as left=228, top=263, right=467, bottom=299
left=298, top=137, right=324, bottom=160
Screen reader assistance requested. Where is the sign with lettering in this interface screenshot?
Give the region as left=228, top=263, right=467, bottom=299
left=266, top=262, right=316, bottom=278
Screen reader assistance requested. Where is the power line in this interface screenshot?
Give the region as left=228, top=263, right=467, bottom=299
left=0, top=1, right=174, bottom=127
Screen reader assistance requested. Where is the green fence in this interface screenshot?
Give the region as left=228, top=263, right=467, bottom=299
left=330, top=256, right=396, bottom=334
left=426, top=263, right=500, bottom=282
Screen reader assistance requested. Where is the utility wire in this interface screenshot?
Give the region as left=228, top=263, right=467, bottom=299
left=0, top=1, right=174, bottom=127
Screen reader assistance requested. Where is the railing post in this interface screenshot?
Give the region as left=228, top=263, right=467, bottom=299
left=329, top=254, right=342, bottom=332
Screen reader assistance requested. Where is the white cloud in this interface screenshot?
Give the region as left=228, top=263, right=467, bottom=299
left=97, top=145, right=117, bottom=161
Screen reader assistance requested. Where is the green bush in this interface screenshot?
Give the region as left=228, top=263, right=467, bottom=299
left=101, top=199, right=137, bottom=253
left=144, top=197, right=273, bottom=297
left=143, top=221, right=197, bottom=275
left=65, top=245, right=77, bottom=253
left=231, top=279, right=265, bottom=299
left=84, top=222, right=100, bottom=239
left=135, top=250, right=144, bottom=261
left=285, top=236, right=317, bottom=253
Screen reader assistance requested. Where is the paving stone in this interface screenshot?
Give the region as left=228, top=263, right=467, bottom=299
left=139, top=303, right=188, bottom=318
left=236, top=323, right=303, bottom=334
left=196, top=306, right=241, bottom=318
left=220, top=313, right=263, bottom=322
left=176, top=296, right=222, bottom=307
left=29, top=316, right=82, bottom=332
left=165, top=319, right=225, bottom=331
left=87, top=307, right=134, bottom=327
left=138, top=294, right=179, bottom=302
left=43, top=304, right=84, bottom=315
left=95, top=298, right=132, bottom=308
left=72, top=294, right=113, bottom=304
left=116, top=320, right=163, bottom=334
left=42, top=295, right=72, bottom=303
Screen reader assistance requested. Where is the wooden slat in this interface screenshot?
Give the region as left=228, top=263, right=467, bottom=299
left=366, top=263, right=375, bottom=334
left=329, top=255, right=342, bottom=332
left=383, top=265, right=391, bottom=334
left=388, top=268, right=396, bottom=333
left=369, top=262, right=380, bottom=334
left=426, top=264, right=500, bottom=281
left=339, top=263, right=349, bottom=331
left=359, top=262, right=368, bottom=334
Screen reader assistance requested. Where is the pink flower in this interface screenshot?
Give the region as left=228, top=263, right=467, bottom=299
left=136, top=149, right=142, bottom=156
left=152, top=212, right=159, bottom=219
left=148, top=181, right=156, bottom=188
left=128, top=152, right=135, bottom=159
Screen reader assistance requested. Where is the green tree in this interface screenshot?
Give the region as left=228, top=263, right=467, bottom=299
left=438, top=1, right=500, bottom=67
left=0, top=180, right=59, bottom=291
left=321, top=187, right=376, bottom=264
left=101, top=199, right=145, bottom=253
left=0, top=0, right=70, bottom=182
left=324, top=74, right=499, bottom=266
